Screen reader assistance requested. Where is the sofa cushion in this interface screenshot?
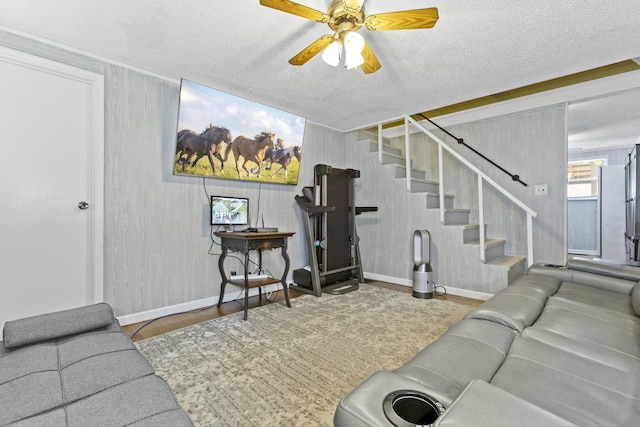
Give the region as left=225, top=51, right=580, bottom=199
left=393, top=319, right=516, bottom=407
left=528, top=263, right=637, bottom=295
left=553, top=281, right=635, bottom=317
left=509, top=273, right=562, bottom=297
left=0, top=330, right=157, bottom=425
left=465, top=284, right=549, bottom=332
left=65, top=375, right=192, bottom=426
left=491, top=336, right=640, bottom=427
left=566, top=258, right=640, bottom=282
left=528, top=297, right=640, bottom=361
left=3, top=303, right=116, bottom=348
left=434, top=380, right=578, bottom=427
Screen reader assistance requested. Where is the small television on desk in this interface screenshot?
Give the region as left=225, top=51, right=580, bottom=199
left=211, top=196, right=249, bottom=226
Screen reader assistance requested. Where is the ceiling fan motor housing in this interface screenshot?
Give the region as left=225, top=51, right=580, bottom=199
left=328, top=0, right=365, bottom=36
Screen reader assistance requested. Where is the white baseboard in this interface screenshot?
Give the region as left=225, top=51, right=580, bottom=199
left=364, top=272, right=493, bottom=301
left=117, top=282, right=283, bottom=326
left=118, top=273, right=493, bottom=326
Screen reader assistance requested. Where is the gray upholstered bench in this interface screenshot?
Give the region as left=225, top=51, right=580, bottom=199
left=1, top=303, right=193, bottom=426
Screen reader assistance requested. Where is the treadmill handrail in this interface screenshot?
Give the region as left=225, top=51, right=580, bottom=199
left=295, top=195, right=335, bottom=214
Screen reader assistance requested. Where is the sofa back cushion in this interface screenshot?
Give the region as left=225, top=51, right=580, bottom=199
left=465, top=278, right=556, bottom=332
left=633, top=282, right=640, bottom=317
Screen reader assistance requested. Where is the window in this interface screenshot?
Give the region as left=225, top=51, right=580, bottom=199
left=567, top=158, right=606, bottom=198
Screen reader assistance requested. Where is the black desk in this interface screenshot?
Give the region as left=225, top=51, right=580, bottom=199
left=215, top=231, right=295, bottom=320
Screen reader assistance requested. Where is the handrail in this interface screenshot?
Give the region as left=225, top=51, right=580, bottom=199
left=402, top=115, right=537, bottom=264
left=418, top=113, right=528, bottom=187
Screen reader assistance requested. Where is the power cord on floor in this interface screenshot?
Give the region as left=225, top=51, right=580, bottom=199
left=128, top=304, right=216, bottom=341
left=434, top=283, right=447, bottom=297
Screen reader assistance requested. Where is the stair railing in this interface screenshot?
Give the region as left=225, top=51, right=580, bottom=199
left=400, top=114, right=538, bottom=263
left=418, top=113, right=528, bottom=187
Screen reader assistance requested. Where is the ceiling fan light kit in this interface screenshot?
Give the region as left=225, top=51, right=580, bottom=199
left=343, top=32, right=365, bottom=69
left=322, top=40, right=342, bottom=66
left=260, top=0, right=439, bottom=74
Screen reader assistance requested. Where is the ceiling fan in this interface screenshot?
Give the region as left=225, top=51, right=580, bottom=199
left=259, top=0, right=439, bottom=74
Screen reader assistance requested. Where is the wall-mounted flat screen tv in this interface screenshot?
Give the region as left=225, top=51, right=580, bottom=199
left=211, top=196, right=249, bottom=226
left=175, top=79, right=306, bottom=185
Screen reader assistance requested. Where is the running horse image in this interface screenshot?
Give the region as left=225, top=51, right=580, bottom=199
left=224, top=131, right=276, bottom=179
left=175, top=124, right=233, bottom=174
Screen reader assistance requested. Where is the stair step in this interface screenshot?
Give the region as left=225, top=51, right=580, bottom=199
left=487, top=255, right=527, bottom=283
left=409, top=178, right=440, bottom=193
left=465, top=238, right=506, bottom=262
left=395, top=165, right=427, bottom=180
left=381, top=152, right=412, bottom=167
left=425, top=193, right=454, bottom=209
left=367, top=140, right=403, bottom=156
left=465, top=238, right=505, bottom=249
left=487, top=254, right=526, bottom=267
left=443, top=208, right=471, bottom=225
left=462, top=223, right=487, bottom=243
left=357, top=130, right=394, bottom=146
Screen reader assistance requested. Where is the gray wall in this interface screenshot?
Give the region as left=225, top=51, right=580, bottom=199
left=0, top=30, right=346, bottom=317
left=1, top=29, right=569, bottom=313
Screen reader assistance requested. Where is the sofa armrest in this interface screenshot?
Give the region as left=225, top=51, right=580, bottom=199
left=434, top=380, right=578, bottom=427
left=334, top=371, right=442, bottom=427
left=3, top=303, right=116, bottom=348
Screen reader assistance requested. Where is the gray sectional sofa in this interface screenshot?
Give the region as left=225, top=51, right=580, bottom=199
left=334, top=259, right=640, bottom=426
left=1, top=303, right=193, bottom=426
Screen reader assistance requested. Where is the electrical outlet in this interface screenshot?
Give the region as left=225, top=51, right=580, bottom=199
left=534, top=184, right=548, bottom=196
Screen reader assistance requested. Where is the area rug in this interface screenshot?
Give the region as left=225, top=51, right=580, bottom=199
left=135, top=283, right=476, bottom=426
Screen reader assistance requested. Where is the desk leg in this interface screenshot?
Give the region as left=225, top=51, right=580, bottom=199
left=243, top=249, right=250, bottom=321
left=281, top=239, right=292, bottom=308
left=217, top=245, right=228, bottom=308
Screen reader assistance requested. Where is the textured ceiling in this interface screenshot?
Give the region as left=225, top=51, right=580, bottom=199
left=568, top=88, right=640, bottom=151
left=1, top=0, right=640, bottom=133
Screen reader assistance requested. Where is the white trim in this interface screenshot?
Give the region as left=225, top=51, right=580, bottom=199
left=0, top=25, right=180, bottom=84
left=90, top=66, right=105, bottom=304
left=363, top=272, right=493, bottom=301
left=0, top=45, right=105, bottom=305
left=117, top=283, right=282, bottom=326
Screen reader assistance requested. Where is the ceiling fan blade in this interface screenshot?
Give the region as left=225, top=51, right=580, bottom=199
left=289, top=34, right=333, bottom=66
left=260, top=0, right=329, bottom=23
left=360, top=40, right=381, bottom=74
left=365, top=7, right=439, bottom=31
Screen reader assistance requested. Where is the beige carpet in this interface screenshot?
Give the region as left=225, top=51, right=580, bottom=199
left=136, top=283, right=476, bottom=426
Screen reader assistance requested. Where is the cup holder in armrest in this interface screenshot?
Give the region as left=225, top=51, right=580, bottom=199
left=383, top=390, right=445, bottom=427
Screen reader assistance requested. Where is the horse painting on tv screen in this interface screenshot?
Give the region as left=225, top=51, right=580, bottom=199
left=174, top=79, right=306, bottom=185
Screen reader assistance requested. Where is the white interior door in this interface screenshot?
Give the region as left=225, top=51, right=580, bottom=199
left=0, top=47, right=104, bottom=328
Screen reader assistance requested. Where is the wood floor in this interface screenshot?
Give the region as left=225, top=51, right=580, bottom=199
left=122, top=281, right=482, bottom=342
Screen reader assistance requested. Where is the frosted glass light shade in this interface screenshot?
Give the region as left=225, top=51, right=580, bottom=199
left=322, top=40, right=342, bottom=66
left=344, top=50, right=364, bottom=69
left=343, top=32, right=365, bottom=54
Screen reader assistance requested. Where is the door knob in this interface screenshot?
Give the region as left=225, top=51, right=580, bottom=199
left=78, top=201, right=89, bottom=210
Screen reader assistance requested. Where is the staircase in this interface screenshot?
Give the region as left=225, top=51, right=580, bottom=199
left=356, top=123, right=530, bottom=288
